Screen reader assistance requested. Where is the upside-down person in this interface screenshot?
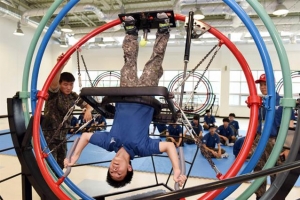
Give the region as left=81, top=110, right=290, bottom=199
left=64, top=12, right=186, bottom=188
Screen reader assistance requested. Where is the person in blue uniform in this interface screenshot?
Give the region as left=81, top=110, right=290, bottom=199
left=64, top=13, right=186, bottom=188
left=203, top=109, right=216, bottom=130
left=183, top=115, right=203, bottom=144
left=233, top=136, right=245, bottom=158
left=166, top=123, right=183, bottom=147
left=216, top=117, right=236, bottom=146
left=69, top=115, right=79, bottom=134
left=229, top=113, right=240, bottom=137
left=151, top=122, right=168, bottom=136
left=93, top=114, right=107, bottom=131
left=201, top=124, right=228, bottom=159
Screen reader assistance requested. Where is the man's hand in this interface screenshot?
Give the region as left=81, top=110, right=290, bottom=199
left=173, top=168, right=187, bottom=187
left=83, top=111, right=92, bottom=122
left=64, top=155, right=79, bottom=168
left=280, top=149, right=290, bottom=159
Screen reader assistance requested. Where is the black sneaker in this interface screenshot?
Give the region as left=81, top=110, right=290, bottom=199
left=157, top=12, right=170, bottom=34
left=123, top=16, right=138, bottom=35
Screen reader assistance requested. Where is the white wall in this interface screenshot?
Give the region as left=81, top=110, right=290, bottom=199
left=1, top=16, right=299, bottom=118
left=0, top=16, right=66, bottom=115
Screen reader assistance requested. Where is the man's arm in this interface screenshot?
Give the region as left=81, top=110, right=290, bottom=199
left=64, top=132, right=93, bottom=167
left=50, top=53, right=70, bottom=91
left=83, top=104, right=93, bottom=122
left=159, top=142, right=186, bottom=185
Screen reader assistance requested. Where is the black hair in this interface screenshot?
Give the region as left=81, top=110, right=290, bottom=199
left=206, top=110, right=210, bottom=113
left=208, top=124, right=215, bottom=129
left=229, top=113, right=236, bottom=117
left=106, top=161, right=133, bottom=188
left=223, top=117, right=230, bottom=123
left=193, top=114, right=200, bottom=121
left=59, top=72, right=75, bottom=83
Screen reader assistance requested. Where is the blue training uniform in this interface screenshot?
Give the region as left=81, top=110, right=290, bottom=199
left=229, top=120, right=239, bottom=136
left=190, top=121, right=202, bottom=136
left=233, top=137, right=245, bottom=157
left=154, top=122, right=168, bottom=133
left=167, top=124, right=182, bottom=137
left=257, top=92, right=295, bottom=137
left=202, top=132, right=220, bottom=148
left=89, top=103, right=162, bottom=160
left=217, top=125, right=234, bottom=139
left=204, top=115, right=216, bottom=125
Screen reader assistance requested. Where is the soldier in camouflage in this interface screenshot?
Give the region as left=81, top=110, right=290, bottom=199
left=42, top=55, right=93, bottom=169
left=251, top=74, right=295, bottom=199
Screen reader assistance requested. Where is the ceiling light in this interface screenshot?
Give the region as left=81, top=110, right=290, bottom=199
left=194, top=8, right=205, bottom=20
left=59, top=32, right=68, bottom=48
left=60, top=40, right=68, bottom=48
left=13, top=21, right=24, bottom=36
left=273, top=3, right=289, bottom=16
left=61, top=17, right=72, bottom=32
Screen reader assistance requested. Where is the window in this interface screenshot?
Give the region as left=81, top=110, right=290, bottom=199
left=229, top=70, right=284, bottom=106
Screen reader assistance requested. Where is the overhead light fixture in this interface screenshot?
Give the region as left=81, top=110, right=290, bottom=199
left=13, top=21, right=24, bottom=36
left=61, top=17, right=72, bottom=33
left=194, top=8, right=205, bottom=20
left=60, top=32, right=68, bottom=48
left=60, top=40, right=68, bottom=48
left=273, top=1, right=289, bottom=16
left=194, top=0, right=205, bottom=20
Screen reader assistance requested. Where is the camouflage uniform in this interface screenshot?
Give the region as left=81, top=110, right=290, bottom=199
left=250, top=134, right=276, bottom=198
left=201, top=147, right=225, bottom=158
left=42, top=88, right=86, bottom=169
left=121, top=33, right=170, bottom=87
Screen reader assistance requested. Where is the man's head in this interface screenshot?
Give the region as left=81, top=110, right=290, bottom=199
left=229, top=113, right=235, bottom=121
left=255, top=74, right=267, bottom=95
left=106, top=158, right=133, bottom=188
left=193, top=115, right=200, bottom=124
left=206, top=110, right=211, bottom=116
left=223, top=117, right=230, bottom=127
left=59, top=72, right=75, bottom=95
left=208, top=124, right=216, bottom=134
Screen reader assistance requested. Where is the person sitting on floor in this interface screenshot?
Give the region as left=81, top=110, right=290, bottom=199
left=201, top=124, right=228, bottom=159
left=69, top=115, right=79, bottom=134
left=229, top=113, right=240, bottom=137
left=183, top=114, right=203, bottom=144
left=216, top=117, right=236, bottom=146
left=93, top=114, right=107, bottom=131
left=203, top=109, right=216, bottom=130
left=64, top=13, right=186, bottom=188
left=151, top=122, right=168, bottom=136
left=233, top=136, right=246, bottom=158
left=166, top=123, right=183, bottom=147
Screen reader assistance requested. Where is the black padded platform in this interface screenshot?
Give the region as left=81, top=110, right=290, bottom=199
left=80, top=87, right=177, bottom=123
left=80, top=86, right=170, bottom=98
left=118, top=10, right=176, bottom=31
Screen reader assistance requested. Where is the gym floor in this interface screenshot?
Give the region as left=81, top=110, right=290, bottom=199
left=0, top=118, right=299, bottom=200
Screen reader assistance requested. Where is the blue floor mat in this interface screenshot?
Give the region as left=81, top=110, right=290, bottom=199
left=1, top=129, right=300, bottom=187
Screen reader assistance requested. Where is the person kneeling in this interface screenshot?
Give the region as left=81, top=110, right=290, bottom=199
left=201, top=124, right=228, bottom=159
